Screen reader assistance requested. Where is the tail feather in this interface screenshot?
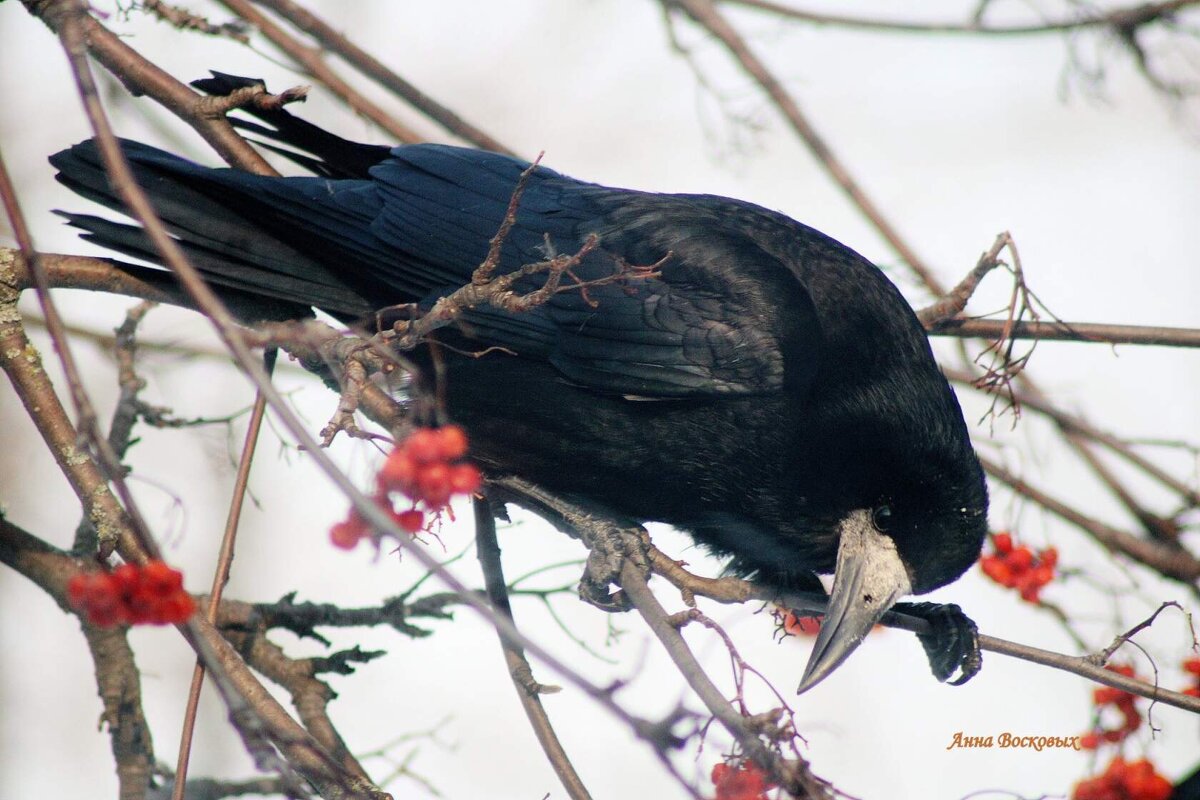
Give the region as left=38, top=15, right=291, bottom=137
left=191, top=71, right=391, bottom=179
left=54, top=211, right=368, bottom=313
left=50, top=139, right=380, bottom=317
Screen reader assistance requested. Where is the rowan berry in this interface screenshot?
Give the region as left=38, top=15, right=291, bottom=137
left=67, top=561, right=195, bottom=627
left=436, top=425, right=469, bottom=460
left=330, top=514, right=367, bottom=549
left=395, top=509, right=425, bottom=533
left=404, top=428, right=444, bottom=464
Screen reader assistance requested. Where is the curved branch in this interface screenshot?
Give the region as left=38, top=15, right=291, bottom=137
left=646, top=547, right=1200, bottom=714
left=247, top=0, right=516, bottom=154
left=929, top=317, right=1200, bottom=348
left=20, top=0, right=273, bottom=172
left=217, top=0, right=423, bottom=144
left=720, top=0, right=1200, bottom=36
left=0, top=519, right=155, bottom=800
left=979, top=456, right=1200, bottom=584
left=474, top=499, right=594, bottom=800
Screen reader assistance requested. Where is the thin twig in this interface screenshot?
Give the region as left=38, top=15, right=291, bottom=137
left=916, top=232, right=1009, bottom=327
left=945, top=367, right=1200, bottom=509
left=40, top=2, right=387, bottom=794
left=21, top=0, right=273, bottom=172
left=720, top=0, right=1200, bottom=37
left=619, top=562, right=835, bottom=799
left=171, top=375, right=276, bottom=800
left=980, top=456, right=1200, bottom=583
left=139, top=0, right=250, bottom=43
left=248, top=0, right=515, bottom=154
left=666, top=0, right=946, bottom=293
left=928, top=318, right=1200, bottom=348
left=0, top=519, right=157, bottom=799
left=217, top=0, right=423, bottom=143
left=473, top=499, right=594, bottom=800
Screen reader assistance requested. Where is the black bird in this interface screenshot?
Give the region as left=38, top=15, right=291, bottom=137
left=49, top=77, right=988, bottom=692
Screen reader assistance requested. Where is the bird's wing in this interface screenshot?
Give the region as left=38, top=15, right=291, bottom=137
left=51, top=141, right=823, bottom=398
left=363, top=146, right=824, bottom=397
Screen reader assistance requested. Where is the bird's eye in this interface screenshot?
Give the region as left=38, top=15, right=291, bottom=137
left=873, top=504, right=894, bottom=531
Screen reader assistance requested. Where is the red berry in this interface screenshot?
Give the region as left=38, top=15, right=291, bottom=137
left=142, top=561, right=183, bottom=595
left=378, top=450, right=418, bottom=491
left=157, top=593, right=197, bottom=624
left=711, top=760, right=771, bottom=800
left=449, top=463, right=482, bottom=495
left=1007, top=547, right=1034, bottom=571
left=980, top=556, right=1013, bottom=586
left=992, top=532, right=1013, bottom=554
left=1031, top=563, right=1055, bottom=586
left=435, top=425, right=469, bottom=461
left=330, top=515, right=366, bottom=549
left=111, top=563, right=139, bottom=595
left=404, top=428, right=443, bottom=464
left=1079, top=732, right=1100, bottom=750
left=82, top=573, right=120, bottom=608
left=126, top=587, right=159, bottom=624
left=1183, top=656, right=1200, bottom=675
left=1040, top=547, right=1058, bottom=568
left=417, top=462, right=453, bottom=508
left=395, top=509, right=425, bottom=533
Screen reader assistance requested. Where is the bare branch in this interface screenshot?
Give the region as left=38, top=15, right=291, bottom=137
left=247, top=0, right=515, bottom=154
left=474, top=499, right=593, bottom=800
left=138, top=0, right=250, bottom=43
left=719, top=0, right=1200, bottom=37
left=20, top=0, right=274, bottom=172
left=665, top=0, right=947, bottom=294
left=979, top=455, right=1200, bottom=584
left=172, top=383, right=273, bottom=800
left=930, top=318, right=1200, bottom=348
left=216, top=0, right=423, bottom=143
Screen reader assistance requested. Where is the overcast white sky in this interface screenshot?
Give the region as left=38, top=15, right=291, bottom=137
left=1, top=2, right=1198, bottom=799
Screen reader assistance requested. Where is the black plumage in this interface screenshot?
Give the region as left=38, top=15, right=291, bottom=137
left=49, top=88, right=988, bottom=690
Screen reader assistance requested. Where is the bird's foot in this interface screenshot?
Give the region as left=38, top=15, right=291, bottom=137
left=577, top=518, right=651, bottom=612
left=486, top=476, right=650, bottom=612
left=892, top=601, right=982, bottom=685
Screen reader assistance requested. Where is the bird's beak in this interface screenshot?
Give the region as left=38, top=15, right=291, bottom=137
left=796, top=509, right=912, bottom=694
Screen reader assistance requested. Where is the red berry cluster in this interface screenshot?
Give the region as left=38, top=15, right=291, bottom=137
left=780, top=610, right=821, bottom=637
left=979, top=531, right=1058, bottom=602
left=67, top=561, right=197, bottom=627
left=1181, top=656, right=1200, bottom=697
left=1072, top=756, right=1172, bottom=800
left=711, top=760, right=774, bottom=800
left=1080, top=665, right=1141, bottom=750
left=330, top=425, right=482, bottom=550
left=377, top=425, right=481, bottom=508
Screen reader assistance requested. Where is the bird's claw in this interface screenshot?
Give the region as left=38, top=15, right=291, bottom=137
left=578, top=520, right=651, bottom=612
left=894, top=601, right=982, bottom=685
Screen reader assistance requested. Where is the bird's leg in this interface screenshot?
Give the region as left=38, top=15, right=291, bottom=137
left=488, top=476, right=652, bottom=612
left=890, top=601, right=982, bottom=685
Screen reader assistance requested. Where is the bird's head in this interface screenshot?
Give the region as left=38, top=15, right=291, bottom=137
left=796, top=399, right=989, bottom=693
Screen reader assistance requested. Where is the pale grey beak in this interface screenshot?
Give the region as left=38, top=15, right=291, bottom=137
left=796, top=509, right=912, bottom=694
